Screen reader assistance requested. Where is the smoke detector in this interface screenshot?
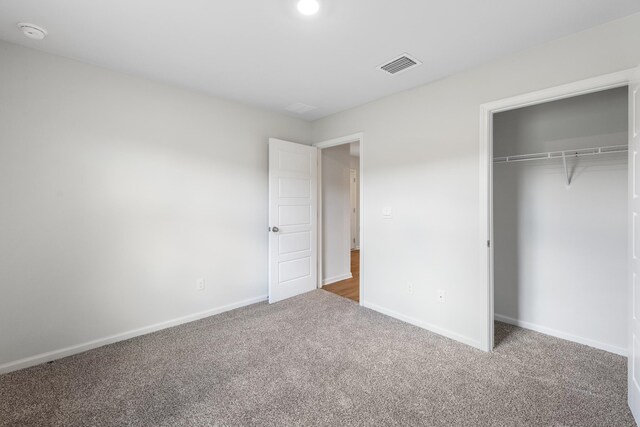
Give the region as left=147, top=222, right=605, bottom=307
left=18, top=23, right=47, bottom=40
left=285, top=102, right=317, bottom=114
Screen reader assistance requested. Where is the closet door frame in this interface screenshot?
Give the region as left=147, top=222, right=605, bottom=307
left=478, top=68, right=636, bottom=353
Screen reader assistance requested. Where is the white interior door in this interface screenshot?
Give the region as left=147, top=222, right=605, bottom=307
left=350, top=169, right=357, bottom=250
left=629, top=66, right=640, bottom=423
left=268, top=138, right=318, bottom=303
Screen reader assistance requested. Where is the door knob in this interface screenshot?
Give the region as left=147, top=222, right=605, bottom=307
left=272, top=227, right=280, bottom=233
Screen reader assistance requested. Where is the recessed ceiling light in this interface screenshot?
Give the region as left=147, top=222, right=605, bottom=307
left=18, top=23, right=47, bottom=40
left=297, top=0, right=320, bottom=16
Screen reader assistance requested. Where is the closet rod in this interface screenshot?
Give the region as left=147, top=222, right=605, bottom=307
left=493, top=144, right=628, bottom=164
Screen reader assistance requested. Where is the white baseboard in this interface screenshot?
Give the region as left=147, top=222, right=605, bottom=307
left=494, top=313, right=627, bottom=356
left=322, top=273, right=353, bottom=286
left=0, top=295, right=268, bottom=375
left=362, top=300, right=482, bottom=350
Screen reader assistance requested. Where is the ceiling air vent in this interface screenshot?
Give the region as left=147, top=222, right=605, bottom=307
left=378, top=54, right=422, bottom=75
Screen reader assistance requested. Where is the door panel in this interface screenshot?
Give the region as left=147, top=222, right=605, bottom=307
left=279, top=205, right=311, bottom=226
left=629, top=66, right=640, bottom=423
left=279, top=232, right=311, bottom=255
left=279, top=177, right=311, bottom=198
left=279, top=258, right=311, bottom=283
left=268, top=139, right=318, bottom=303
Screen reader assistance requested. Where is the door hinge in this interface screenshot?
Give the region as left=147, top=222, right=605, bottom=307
left=487, top=240, right=491, bottom=248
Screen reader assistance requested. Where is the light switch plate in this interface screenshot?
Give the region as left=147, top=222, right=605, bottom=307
left=382, top=206, right=393, bottom=219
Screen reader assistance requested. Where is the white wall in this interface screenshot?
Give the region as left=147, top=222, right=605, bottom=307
left=322, top=144, right=352, bottom=284
left=493, top=88, right=628, bottom=354
left=0, top=41, right=310, bottom=371
left=311, top=13, right=640, bottom=350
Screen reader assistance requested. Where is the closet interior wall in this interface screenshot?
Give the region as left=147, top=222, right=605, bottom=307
left=493, top=87, right=628, bottom=354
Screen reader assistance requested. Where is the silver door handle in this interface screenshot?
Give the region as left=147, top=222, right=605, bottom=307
left=271, top=227, right=280, bottom=233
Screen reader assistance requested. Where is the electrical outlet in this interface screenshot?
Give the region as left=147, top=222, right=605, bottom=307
left=437, top=290, right=446, bottom=303
left=407, top=282, right=414, bottom=295
left=196, top=278, right=205, bottom=291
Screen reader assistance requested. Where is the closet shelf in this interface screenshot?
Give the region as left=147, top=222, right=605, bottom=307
left=493, top=144, right=628, bottom=164
left=493, top=144, right=628, bottom=186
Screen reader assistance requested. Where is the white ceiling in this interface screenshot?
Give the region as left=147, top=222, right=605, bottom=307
left=1, top=1, right=639, bottom=120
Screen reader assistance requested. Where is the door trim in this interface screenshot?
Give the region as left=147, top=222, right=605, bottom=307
left=314, top=133, right=364, bottom=305
left=479, top=69, right=636, bottom=353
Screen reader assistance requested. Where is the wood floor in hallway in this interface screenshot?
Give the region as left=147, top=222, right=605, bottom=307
left=322, top=250, right=359, bottom=302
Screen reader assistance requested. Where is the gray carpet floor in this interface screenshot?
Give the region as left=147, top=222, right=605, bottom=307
left=0, top=290, right=634, bottom=426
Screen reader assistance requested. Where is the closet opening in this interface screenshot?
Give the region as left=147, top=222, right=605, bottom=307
left=490, top=86, right=628, bottom=354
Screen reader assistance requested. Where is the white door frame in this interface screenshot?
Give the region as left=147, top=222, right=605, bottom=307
left=314, top=132, right=364, bottom=305
left=479, top=69, right=636, bottom=353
